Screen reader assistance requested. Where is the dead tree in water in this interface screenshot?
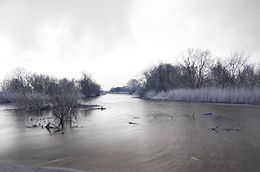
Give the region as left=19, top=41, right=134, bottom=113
left=49, top=78, right=79, bottom=129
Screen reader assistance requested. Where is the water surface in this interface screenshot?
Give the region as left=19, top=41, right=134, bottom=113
left=0, top=94, right=260, bottom=172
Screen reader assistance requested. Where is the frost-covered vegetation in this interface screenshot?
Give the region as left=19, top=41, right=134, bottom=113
left=145, top=88, right=260, bottom=104
left=141, top=48, right=260, bottom=104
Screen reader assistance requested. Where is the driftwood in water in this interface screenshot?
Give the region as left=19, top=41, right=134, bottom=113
left=76, top=104, right=106, bottom=111
left=128, top=122, right=137, bottom=125
left=45, top=122, right=58, bottom=129
left=45, top=122, right=64, bottom=134
left=202, top=112, right=213, bottom=116
left=209, top=126, right=218, bottom=133
left=223, top=128, right=233, bottom=131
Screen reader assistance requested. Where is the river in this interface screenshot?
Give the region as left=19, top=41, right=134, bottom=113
left=0, top=94, right=260, bottom=172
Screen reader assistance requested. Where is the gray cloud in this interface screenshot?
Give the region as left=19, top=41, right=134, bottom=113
left=184, top=0, right=260, bottom=58
left=1, top=0, right=260, bottom=89
left=0, top=0, right=133, bottom=52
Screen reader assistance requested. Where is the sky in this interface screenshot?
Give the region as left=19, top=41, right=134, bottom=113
left=0, top=0, right=260, bottom=90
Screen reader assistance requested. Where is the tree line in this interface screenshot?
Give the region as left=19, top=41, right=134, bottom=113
left=109, top=79, right=142, bottom=94
left=141, top=48, right=260, bottom=93
left=1, top=69, right=101, bottom=106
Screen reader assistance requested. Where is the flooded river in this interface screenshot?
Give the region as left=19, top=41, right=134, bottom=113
left=0, top=94, right=260, bottom=172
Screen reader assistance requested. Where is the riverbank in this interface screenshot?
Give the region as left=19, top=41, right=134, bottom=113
left=144, top=87, right=260, bottom=105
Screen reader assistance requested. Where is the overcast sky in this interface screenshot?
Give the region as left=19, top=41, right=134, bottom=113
left=0, top=0, right=260, bottom=90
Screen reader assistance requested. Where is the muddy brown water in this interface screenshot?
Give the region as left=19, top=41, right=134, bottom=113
left=0, top=94, right=260, bottom=172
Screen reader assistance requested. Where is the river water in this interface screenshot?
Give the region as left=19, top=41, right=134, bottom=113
left=0, top=94, right=260, bottom=172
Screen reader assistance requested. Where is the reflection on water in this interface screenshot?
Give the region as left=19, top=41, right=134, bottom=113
left=1, top=94, right=260, bottom=172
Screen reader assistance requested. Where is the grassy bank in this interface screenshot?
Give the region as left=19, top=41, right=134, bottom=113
left=144, top=87, right=260, bottom=105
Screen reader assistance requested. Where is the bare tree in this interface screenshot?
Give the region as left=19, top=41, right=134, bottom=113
left=238, top=64, right=258, bottom=88
left=2, top=68, right=32, bottom=94
left=126, top=79, right=142, bottom=94
left=225, top=52, right=249, bottom=86
left=142, top=65, right=158, bottom=91
left=49, top=78, right=79, bottom=129
left=210, top=60, right=230, bottom=88
left=78, top=72, right=101, bottom=98
left=182, top=48, right=211, bottom=88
